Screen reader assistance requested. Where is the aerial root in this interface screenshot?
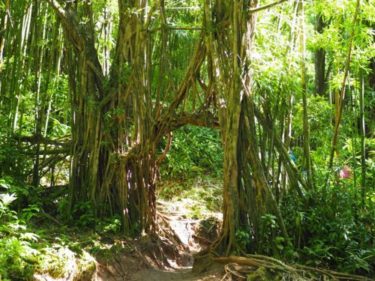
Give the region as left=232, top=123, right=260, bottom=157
left=214, top=255, right=372, bottom=281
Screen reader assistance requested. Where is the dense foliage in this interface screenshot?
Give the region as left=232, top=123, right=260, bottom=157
left=0, top=0, right=374, bottom=279
left=161, top=126, right=223, bottom=179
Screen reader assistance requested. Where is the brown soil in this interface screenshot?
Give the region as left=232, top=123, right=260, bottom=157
left=95, top=255, right=223, bottom=281
left=93, top=200, right=224, bottom=281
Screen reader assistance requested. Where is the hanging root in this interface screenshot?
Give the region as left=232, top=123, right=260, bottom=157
left=214, top=255, right=372, bottom=281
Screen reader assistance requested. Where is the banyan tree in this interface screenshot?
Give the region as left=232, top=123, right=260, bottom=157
left=4, top=0, right=307, bottom=253
left=45, top=0, right=216, bottom=236
left=1, top=0, right=375, bottom=278
left=202, top=0, right=306, bottom=255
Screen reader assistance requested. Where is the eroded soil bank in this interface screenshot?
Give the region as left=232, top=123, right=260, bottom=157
left=94, top=199, right=223, bottom=281
left=34, top=194, right=224, bottom=281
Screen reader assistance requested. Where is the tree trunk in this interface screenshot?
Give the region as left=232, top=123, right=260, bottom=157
left=208, top=0, right=290, bottom=256
left=47, top=0, right=207, bottom=235
left=314, top=13, right=326, bottom=96
left=299, top=0, right=313, bottom=189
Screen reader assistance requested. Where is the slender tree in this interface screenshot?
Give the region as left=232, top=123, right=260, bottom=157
left=314, top=13, right=327, bottom=96
left=298, top=0, right=313, bottom=188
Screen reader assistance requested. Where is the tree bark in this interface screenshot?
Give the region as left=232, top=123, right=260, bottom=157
left=314, top=14, right=326, bottom=96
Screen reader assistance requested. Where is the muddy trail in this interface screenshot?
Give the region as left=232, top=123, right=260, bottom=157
left=95, top=200, right=224, bottom=281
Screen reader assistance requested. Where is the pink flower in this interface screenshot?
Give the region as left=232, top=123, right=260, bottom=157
left=339, top=165, right=352, bottom=179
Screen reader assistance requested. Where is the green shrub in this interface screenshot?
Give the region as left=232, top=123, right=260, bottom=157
left=0, top=177, right=72, bottom=280
left=281, top=185, right=375, bottom=275
left=0, top=237, right=37, bottom=281
left=160, top=126, right=223, bottom=179
left=0, top=179, right=38, bottom=280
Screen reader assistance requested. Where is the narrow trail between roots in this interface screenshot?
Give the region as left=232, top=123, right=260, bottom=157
left=96, top=198, right=224, bottom=281
left=127, top=200, right=223, bottom=281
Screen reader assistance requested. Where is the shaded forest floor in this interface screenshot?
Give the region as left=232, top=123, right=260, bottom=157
left=3, top=176, right=373, bottom=280
left=95, top=191, right=224, bottom=281
left=32, top=177, right=225, bottom=281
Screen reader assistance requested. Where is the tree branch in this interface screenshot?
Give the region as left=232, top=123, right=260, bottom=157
left=249, top=0, right=289, bottom=13
left=167, top=111, right=220, bottom=131
left=159, top=37, right=206, bottom=121
left=156, top=132, right=173, bottom=164
left=166, top=25, right=203, bottom=31
left=327, top=0, right=361, bottom=175
left=45, top=0, right=84, bottom=51
left=13, top=134, right=69, bottom=146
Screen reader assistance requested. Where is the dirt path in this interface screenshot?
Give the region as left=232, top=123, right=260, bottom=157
left=95, top=200, right=224, bottom=281
left=129, top=267, right=223, bottom=281
left=95, top=254, right=223, bottom=281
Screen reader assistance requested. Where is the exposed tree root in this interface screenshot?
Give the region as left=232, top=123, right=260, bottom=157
left=214, top=255, right=372, bottom=281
